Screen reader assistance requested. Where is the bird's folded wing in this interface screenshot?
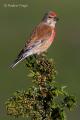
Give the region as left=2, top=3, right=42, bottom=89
left=25, top=23, right=53, bottom=50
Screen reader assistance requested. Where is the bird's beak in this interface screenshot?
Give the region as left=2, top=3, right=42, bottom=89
left=54, top=17, right=59, bottom=21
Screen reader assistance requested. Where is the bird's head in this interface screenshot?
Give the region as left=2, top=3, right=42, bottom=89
left=42, top=11, right=59, bottom=28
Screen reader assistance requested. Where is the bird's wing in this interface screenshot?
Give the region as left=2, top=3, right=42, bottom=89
left=10, top=23, right=54, bottom=68
left=25, top=23, right=53, bottom=50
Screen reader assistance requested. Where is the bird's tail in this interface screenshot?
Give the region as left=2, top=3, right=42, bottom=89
left=10, top=57, right=25, bottom=69
left=10, top=49, right=32, bottom=69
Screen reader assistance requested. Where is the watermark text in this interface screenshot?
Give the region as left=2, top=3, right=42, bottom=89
left=4, top=3, right=29, bottom=8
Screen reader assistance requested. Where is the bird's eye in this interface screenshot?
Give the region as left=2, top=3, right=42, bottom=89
left=48, top=16, right=52, bottom=18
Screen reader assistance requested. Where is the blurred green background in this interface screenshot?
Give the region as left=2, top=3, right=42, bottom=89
left=0, top=0, right=80, bottom=120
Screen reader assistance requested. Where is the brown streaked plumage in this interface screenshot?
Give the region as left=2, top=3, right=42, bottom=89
left=10, top=11, right=59, bottom=68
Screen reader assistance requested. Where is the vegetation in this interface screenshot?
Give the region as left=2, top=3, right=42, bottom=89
left=5, top=54, right=76, bottom=120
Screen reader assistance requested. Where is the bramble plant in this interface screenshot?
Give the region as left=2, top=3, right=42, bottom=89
left=5, top=54, right=76, bottom=120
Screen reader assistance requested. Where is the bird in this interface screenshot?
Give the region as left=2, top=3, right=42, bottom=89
left=10, top=11, right=59, bottom=68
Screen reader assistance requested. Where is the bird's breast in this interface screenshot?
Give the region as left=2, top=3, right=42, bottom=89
left=49, top=30, right=56, bottom=43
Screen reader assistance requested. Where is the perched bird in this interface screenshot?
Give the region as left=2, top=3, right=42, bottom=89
left=10, top=11, right=59, bottom=68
